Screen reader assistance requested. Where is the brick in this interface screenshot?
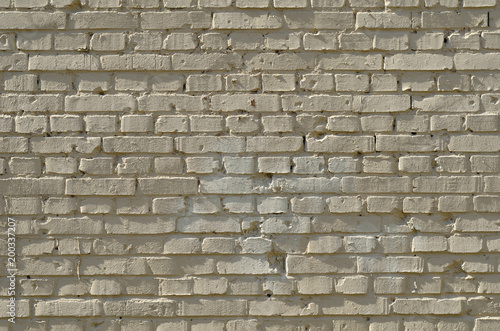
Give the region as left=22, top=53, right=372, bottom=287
left=385, top=54, right=453, bottom=70
left=297, top=276, right=333, bottom=294
left=475, top=318, right=500, bottom=331
left=177, top=216, right=240, bottom=233
left=307, top=236, right=342, bottom=253
left=435, top=155, right=467, bottom=173
left=29, top=54, right=100, bottom=71
left=0, top=95, right=63, bottom=113
left=282, top=95, right=352, bottom=112
left=90, top=33, right=125, bottom=51
left=35, top=217, right=103, bottom=235
left=448, top=32, right=480, bottom=50
left=69, top=12, right=137, bottom=29
left=437, top=74, right=470, bottom=92
left=411, top=32, right=444, bottom=50
left=303, top=32, right=338, bottom=50
left=0, top=12, right=65, bottom=29
left=0, top=178, right=64, bottom=195
left=179, top=299, right=246, bottom=316
left=176, top=136, right=245, bottom=153
left=139, top=95, right=204, bottom=112
left=335, top=276, right=368, bottom=294
left=213, top=12, right=282, bottom=29
left=367, top=196, right=401, bottom=213
left=272, top=177, right=340, bottom=193
left=430, top=115, right=462, bottom=131
left=164, top=32, right=197, bottom=50
left=358, top=256, right=423, bottom=273
left=35, top=300, right=102, bottom=317
left=449, top=235, right=483, bottom=253
left=321, top=298, right=389, bottom=316
left=360, top=115, right=393, bottom=132
left=7, top=197, right=42, bottom=215
left=413, top=95, right=479, bottom=112
left=340, top=32, right=372, bottom=50
left=311, top=0, right=344, bottom=7
left=357, top=12, right=410, bottom=28
left=393, top=298, right=464, bottom=315
left=449, top=135, right=500, bottom=152
left=262, top=74, right=296, bottom=92
left=46, top=157, right=77, bottom=174
left=336, top=74, right=369, bottom=92
left=438, top=196, right=472, bottom=213
left=104, top=299, right=175, bottom=316
left=363, top=155, right=395, bottom=173
left=100, top=54, right=171, bottom=71
left=247, top=137, right=302, bottom=153
left=9, top=157, right=40, bottom=175
left=413, top=176, right=480, bottom=193
left=327, top=196, right=363, bottom=213
left=107, top=217, right=174, bottom=235
left=115, top=73, right=148, bottom=92
left=403, top=197, right=435, bottom=213
left=200, top=177, right=257, bottom=195
left=151, top=74, right=183, bottom=92
left=187, top=75, right=223, bottom=92
left=286, top=255, right=356, bottom=274
left=262, top=115, right=294, bottom=133
left=284, top=11, right=353, bottom=29
left=54, top=33, right=88, bottom=50
left=85, top=116, right=116, bottom=133
left=120, top=115, right=153, bottom=132
left=399, top=156, right=432, bottom=173
left=40, top=74, right=72, bottom=92
left=264, top=32, right=300, bottom=50
left=212, top=94, right=280, bottom=112
left=401, top=73, right=435, bottom=92
left=66, top=95, right=136, bottom=112
left=4, top=73, right=37, bottom=92
left=117, top=157, right=152, bottom=175
left=318, top=54, right=382, bottom=70
left=342, top=176, right=412, bottom=193
left=293, top=156, right=325, bottom=174
left=186, top=157, right=219, bottom=174
left=291, top=197, right=326, bottom=214
left=226, top=74, right=260, bottom=91
left=455, top=53, right=500, bottom=70
left=376, top=135, right=445, bottom=152
left=173, top=53, right=242, bottom=71
left=463, top=0, right=495, bottom=6
left=103, top=137, right=173, bottom=154
left=258, top=157, right=290, bottom=174
left=138, top=177, right=198, bottom=195
left=354, top=95, right=410, bottom=112
left=79, top=158, right=113, bottom=175
left=422, top=11, right=487, bottom=28
left=245, top=53, right=314, bottom=70
left=223, top=157, right=255, bottom=174
left=66, top=179, right=135, bottom=196
left=471, top=156, right=500, bottom=173
left=300, top=74, right=334, bottom=91
left=306, top=136, right=374, bottom=153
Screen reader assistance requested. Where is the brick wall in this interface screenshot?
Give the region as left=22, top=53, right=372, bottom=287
left=1, top=0, right=500, bottom=329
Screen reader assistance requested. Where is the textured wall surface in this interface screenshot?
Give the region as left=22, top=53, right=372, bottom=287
left=2, top=0, right=500, bottom=330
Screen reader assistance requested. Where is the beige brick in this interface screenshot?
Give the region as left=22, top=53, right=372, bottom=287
left=66, top=178, right=136, bottom=196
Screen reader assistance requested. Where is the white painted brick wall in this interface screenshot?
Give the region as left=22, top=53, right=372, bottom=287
left=0, top=0, right=500, bottom=329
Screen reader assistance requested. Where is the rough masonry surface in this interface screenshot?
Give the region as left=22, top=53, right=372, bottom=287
left=1, top=0, right=500, bottom=330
